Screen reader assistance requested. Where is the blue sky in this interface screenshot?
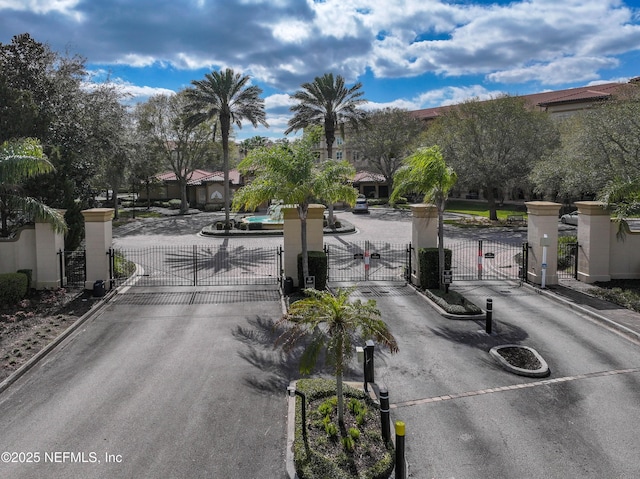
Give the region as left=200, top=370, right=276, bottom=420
left=1, top=0, right=640, bottom=141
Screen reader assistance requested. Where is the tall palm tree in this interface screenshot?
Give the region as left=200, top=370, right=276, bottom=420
left=391, top=145, right=457, bottom=290
left=0, top=138, right=66, bottom=237
left=277, top=287, right=398, bottom=425
left=185, top=68, right=268, bottom=229
left=285, top=73, right=367, bottom=225
left=232, top=129, right=357, bottom=281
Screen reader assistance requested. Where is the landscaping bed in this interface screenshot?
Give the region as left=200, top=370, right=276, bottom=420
left=293, top=378, right=394, bottom=479
left=423, top=288, right=483, bottom=316
left=0, top=289, right=95, bottom=383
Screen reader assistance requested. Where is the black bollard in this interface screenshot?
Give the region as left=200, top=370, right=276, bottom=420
left=486, top=298, right=493, bottom=334
left=395, top=421, right=406, bottom=479
left=379, top=387, right=390, bottom=444
left=364, top=340, right=375, bottom=388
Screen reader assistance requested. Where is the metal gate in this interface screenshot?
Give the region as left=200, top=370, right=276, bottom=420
left=110, top=245, right=282, bottom=287
left=557, top=241, right=579, bottom=279
left=59, top=250, right=86, bottom=288
left=445, top=239, right=527, bottom=281
left=325, top=241, right=410, bottom=282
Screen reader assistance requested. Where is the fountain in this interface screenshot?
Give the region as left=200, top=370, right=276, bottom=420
left=241, top=201, right=284, bottom=230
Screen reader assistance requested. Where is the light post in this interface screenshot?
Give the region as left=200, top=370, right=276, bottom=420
left=287, top=385, right=308, bottom=447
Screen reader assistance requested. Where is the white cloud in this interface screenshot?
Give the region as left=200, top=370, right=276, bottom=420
left=0, top=0, right=83, bottom=20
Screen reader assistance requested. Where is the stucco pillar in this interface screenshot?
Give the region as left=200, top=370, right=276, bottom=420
left=283, top=204, right=325, bottom=287
left=575, top=201, right=611, bottom=283
left=82, top=208, right=114, bottom=290
left=526, top=201, right=561, bottom=286
left=410, top=204, right=438, bottom=287
left=34, top=211, right=66, bottom=289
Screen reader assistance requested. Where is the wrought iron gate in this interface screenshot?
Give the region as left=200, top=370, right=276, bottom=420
left=110, top=245, right=282, bottom=287
left=325, top=241, right=410, bottom=282
left=58, top=250, right=86, bottom=288
left=444, top=239, right=527, bottom=281
left=557, top=241, right=579, bottom=279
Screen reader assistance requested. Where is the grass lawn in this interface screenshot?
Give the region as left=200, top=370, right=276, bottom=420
left=445, top=199, right=527, bottom=221
left=112, top=209, right=163, bottom=227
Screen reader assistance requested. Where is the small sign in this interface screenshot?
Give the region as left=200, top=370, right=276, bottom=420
left=443, top=270, right=453, bottom=284
left=484, top=252, right=495, bottom=259
left=353, top=253, right=364, bottom=259
left=371, top=253, right=381, bottom=259
left=304, top=276, right=316, bottom=289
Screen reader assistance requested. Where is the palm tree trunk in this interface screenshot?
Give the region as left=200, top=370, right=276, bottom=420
left=325, top=131, right=336, bottom=226
left=221, top=115, right=231, bottom=230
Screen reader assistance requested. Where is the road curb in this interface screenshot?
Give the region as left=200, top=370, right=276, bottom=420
left=0, top=290, right=115, bottom=396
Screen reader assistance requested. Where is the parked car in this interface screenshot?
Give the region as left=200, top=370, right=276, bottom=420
left=353, top=196, right=369, bottom=214
left=560, top=211, right=578, bottom=226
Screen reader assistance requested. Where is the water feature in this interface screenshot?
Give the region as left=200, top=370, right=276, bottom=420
left=241, top=202, right=284, bottom=229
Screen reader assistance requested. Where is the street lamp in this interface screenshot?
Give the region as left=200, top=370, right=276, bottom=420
left=287, top=385, right=308, bottom=446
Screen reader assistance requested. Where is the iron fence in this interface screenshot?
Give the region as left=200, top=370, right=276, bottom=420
left=325, top=241, right=410, bottom=282
left=557, top=241, right=579, bottom=279
left=59, top=250, right=86, bottom=288
left=110, top=245, right=281, bottom=287
left=443, top=239, right=526, bottom=281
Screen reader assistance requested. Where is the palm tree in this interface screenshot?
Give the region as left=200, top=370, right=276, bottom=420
left=232, top=128, right=357, bottom=281
left=285, top=73, right=367, bottom=226
left=0, top=138, right=67, bottom=237
left=391, top=145, right=457, bottom=290
left=185, top=68, right=268, bottom=230
left=277, top=287, right=398, bottom=425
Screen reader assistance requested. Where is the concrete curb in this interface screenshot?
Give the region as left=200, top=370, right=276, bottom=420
left=410, top=284, right=487, bottom=320
left=0, top=289, right=115, bottom=396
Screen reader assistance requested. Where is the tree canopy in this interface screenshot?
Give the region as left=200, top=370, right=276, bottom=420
left=429, top=95, right=559, bottom=220
left=0, top=138, right=66, bottom=237
left=351, top=107, right=425, bottom=192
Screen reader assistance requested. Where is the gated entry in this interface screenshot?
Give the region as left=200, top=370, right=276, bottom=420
left=325, top=241, right=410, bottom=282
left=110, top=245, right=281, bottom=287
left=445, top=239, right=527, bottom=281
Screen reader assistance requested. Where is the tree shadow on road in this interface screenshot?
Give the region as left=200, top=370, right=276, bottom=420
left=232, top=315, right=360, bottom=393
left=429, top=319, right=530, bottom=352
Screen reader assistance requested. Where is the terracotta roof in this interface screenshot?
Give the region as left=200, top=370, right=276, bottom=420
left=410, top=80, right=630, bottom=120
left=155, top=169, right=242, bottom=185
left=353, top=171, right=386, bottom=183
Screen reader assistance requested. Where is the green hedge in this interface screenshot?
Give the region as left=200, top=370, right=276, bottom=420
left=297, top=251, right=328, bottom=290
left=419, top=247, right=452, bottom=289
left=0, top=273, right=29, bottom=305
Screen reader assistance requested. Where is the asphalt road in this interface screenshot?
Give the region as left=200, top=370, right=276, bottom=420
left=340, top=281, right=640, bottom=478
left=0, top=286, right=291, bottom=479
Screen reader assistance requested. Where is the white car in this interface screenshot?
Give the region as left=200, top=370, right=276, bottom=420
left=560, top=211, right=578, bottom=226
left=353, top=197, right=369, bottom=214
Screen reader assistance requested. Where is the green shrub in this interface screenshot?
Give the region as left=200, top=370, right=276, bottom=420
left=424, top=288, right=482, bottom=315
left=419, top=247, right=452, bottom=289
left=168, top=199, right=182, bottom=209
left=0, top=273, right=28, bottom=305
left=297, top=251, right=328, bottom=290
left=17, top=269, right=33, bottom=290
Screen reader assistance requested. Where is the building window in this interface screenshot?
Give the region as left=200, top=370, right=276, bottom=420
left=336, top=136, right=344, bottom=146
left=336, top=151, right=343, bottom=160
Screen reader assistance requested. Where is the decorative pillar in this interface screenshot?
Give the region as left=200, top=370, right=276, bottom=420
left=526, top=201, right=561, bottom=286
left=410, top=204, right=438, bottom=287
left=34, top=212, right=66, bottom=289
left=82, top=208, right=114, bottom=290
left=575, top=201, right=611, bottom=283
left=283, top=204, right=325, bottom=287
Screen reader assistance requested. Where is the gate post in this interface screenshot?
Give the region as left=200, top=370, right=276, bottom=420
left=525, top=202, right=561, bottom=286
left=283, top=204, right=325, bottom=287
left=410, top=204, right=438, bottom=287
left=34, top=211, right=66, bottom=289
left=575, top=201, right=611, bottom=283
left=82, top=208, right=114, bottom=291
